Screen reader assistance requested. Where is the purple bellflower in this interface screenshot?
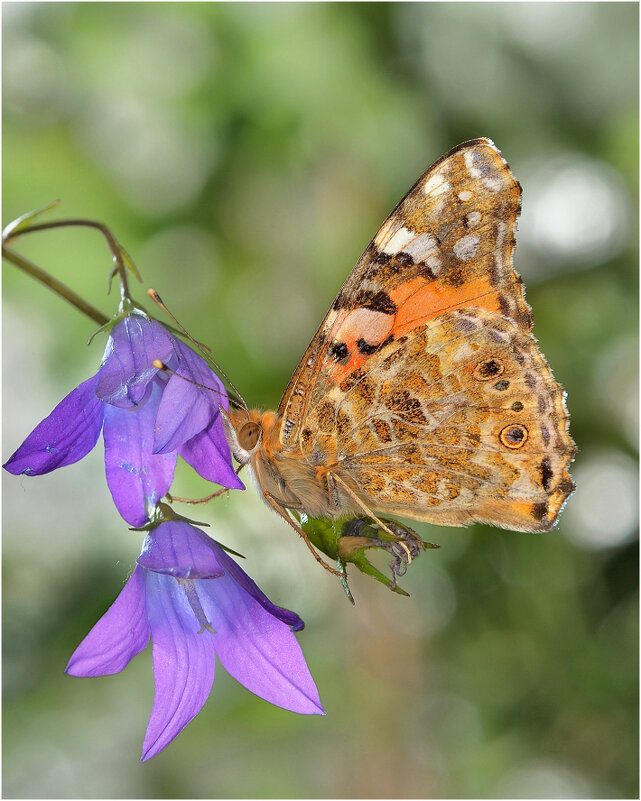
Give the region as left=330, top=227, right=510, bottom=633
left=66, top=519, right=324, bottom=761
left=3, top=313, right=244, bottom=525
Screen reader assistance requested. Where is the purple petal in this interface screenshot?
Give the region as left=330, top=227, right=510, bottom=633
left=215, top=546, right=304, bottom=631
left=3, top=375, right=104, bottom=476
left=153, top=375, right=212, bottom=455
left=172, top=337, right=229, bottom=413
left=103, top=382, right=176, bottom=526
left=137, top=521, right=224, bottom=580
left=96, top=316, right=173, bottom=409
left=179, top=417, right=244, bottom=490
left=201, top=573, right=324, bottom=715
left=153, top=339, right=227, bottom=454
left=66, top=566, right=150, bottom=677
left=142, top=571, right=216, bottom=761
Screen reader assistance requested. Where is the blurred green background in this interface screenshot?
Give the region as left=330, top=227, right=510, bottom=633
left=3, top=3, right=638, bottom=798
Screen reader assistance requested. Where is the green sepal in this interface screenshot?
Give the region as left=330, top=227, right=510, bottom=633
left=2, top=199, right=61, bottom=241
left=87, top=302, right=149, bottom=346
left=291, top=511, right=432, bottom=598
left=129, top=501, right=211, bottom=531
left=129, top=502, right=246, bottom=559
left=118, top=243, right=141, bottom=283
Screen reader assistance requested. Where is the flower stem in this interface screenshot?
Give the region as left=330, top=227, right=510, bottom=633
left=2, top=245, right=109, bottom=326
left=3, top=217, right=139, bottom=304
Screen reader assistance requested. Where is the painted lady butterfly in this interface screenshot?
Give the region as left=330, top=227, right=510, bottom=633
left=221, top=138, right=575, bottom=574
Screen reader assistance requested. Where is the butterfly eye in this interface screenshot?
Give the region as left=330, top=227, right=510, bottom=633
left=238, top=422, right=261, bottom=451
left=474, top=357, right=504, bottom=381
left=499, top=424, right=529, bottom=449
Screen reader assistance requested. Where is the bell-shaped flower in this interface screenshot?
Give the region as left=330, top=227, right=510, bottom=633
left=65, top=519, right=324, bottom=760
left=3, top=313, right=243, bottom=525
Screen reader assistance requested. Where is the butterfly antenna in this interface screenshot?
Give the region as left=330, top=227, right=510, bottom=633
left=151, top=360, right=246, bottom=411
left=148, top=288, right=249, bottom=415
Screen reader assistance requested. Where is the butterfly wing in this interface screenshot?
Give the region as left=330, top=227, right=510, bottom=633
left=278, top=138, right=528, bottom=447
left=275, top=138, right=574, bottom=531
left=302, top=308, right=575, bottom=532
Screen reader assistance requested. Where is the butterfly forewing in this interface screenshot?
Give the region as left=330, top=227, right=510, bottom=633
left=278, top=138, right=530, bottom=448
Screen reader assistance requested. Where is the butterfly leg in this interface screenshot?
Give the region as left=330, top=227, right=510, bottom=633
left=339, top=517, right=431, bottom=590
left=167, top=464, right=246, bottom=505
left=262, top=490, right=343, bottom=577
left=168, top=486, right=229, bottom=504
left=329, top=472, right=417, bottom=559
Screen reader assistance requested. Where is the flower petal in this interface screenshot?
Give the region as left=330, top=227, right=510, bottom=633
left=66, top=566, right=150, bottom=677
left=142, top=571, right=216, bottom=761
left=215, top=546, right=304, bottom=631
left=137, top=521, right=224, bottom=580
left=103, top=382, right=176, bottom=526
left=153, top=338, right=227, bottom=454
left=179, top=417, right=245, bottom=490
left=3, top=375, right=104, bottom=475
left=96, top=316, right=173, bottom=409
left=201, top=572, right=324, bottom=715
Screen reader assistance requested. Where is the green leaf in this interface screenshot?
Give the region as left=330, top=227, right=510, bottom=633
left=2, top=199, right=60, bottom=241
left=118, top=242, right=142, bottom=282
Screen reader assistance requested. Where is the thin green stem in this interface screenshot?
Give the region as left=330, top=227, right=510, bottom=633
left=2, top=245, right=109, bottom=326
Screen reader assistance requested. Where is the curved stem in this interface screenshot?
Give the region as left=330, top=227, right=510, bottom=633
left=3, top=218, right=136, bottom=302
left=2, top=245, right=109, bottom=326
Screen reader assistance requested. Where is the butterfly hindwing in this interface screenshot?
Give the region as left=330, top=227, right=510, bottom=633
left=298, top=308, right=574, bottom=532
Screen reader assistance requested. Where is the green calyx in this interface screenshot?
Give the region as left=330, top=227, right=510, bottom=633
left=87, top=302, right=150, bottom=345
left=130, top=502, right=211, bottom=532
left=130, top=503, right=246, bottom=559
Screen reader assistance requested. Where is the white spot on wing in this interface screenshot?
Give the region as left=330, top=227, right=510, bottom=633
left=483, top=174, right=505, bottom=192
left=454, top=343, right=475, bottom=363
left=458, top=190, right=473, bottom=202
left=379, top=225, right=415, bottom=255
left=426, top=255, right=442, bottom=272
left=423, top=172, right=450, bottom=196
left=404, top=232, right=439, bottom=261
left=453, top=234, right=481, bottom=260
left=324, top=309, right=338, bottom=330
left=464, top=149, right=482, bottom=178
left=464, top=148, right=506, bottom=191
left=374, top=218, right=394, bottom=248
left=466, top=211, right=482, bottom=228
left=493, top=221, right=509, bottom=272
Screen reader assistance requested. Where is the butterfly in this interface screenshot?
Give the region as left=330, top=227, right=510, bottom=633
left=221, top=138, right=576, bottom=575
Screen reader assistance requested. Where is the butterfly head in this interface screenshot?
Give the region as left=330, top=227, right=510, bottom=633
left=220, top=407, right=266, bottom=466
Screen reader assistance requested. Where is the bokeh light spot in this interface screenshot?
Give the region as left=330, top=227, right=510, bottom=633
left=563, top=451, right=638, bottom=550
left=520, top=155, right=630, bottom=274
left=495, top=759, right=595, bottom=798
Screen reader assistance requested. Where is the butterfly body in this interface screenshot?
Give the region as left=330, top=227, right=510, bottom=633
left=224, top=139, right=575, bottom=562
left=227, top=408, right=356, bottom=520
